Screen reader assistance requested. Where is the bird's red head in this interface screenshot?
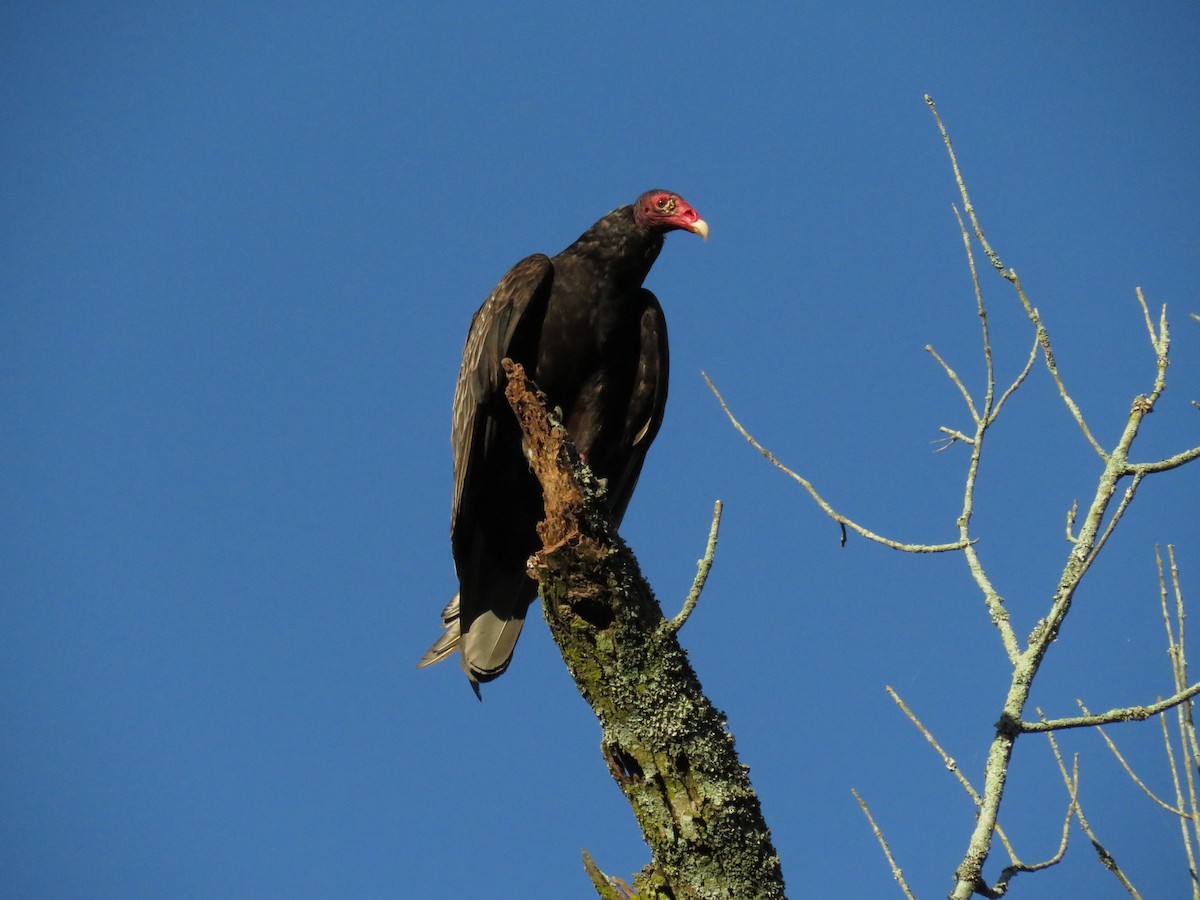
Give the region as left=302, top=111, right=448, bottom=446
left=632, top=190, right=709, bottom=240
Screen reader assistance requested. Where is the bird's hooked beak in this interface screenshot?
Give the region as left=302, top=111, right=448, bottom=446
left=688, top=218, right=710, bottom=241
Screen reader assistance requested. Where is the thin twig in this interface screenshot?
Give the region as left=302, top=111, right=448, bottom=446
left=954, top=426, right=1022, bottom=662
left=934, top=426, right=975, bottom=451
left=851, top=789, right=918, bottom=900
left=1164, top=712, right=1200, bottom=898
left=703, top=372, right=969, bottom=553
left=926, top=94, right=1109, bottom=462
left=1021, top=291, right=1109, bottom=460
left=667, top=500, right=723, bottom=633
left=991, top=332, right=1039, bottom=423
left=1065, top=499, right=1079, bottom=544
left=925, top=95, right=1006, bottom=274
left=1172, top=548, right=1200, bottom=812
left=1081, top=702, right=1181, bottom=814
left=942, top=191, right=1027, bottom=663
left=1165, top=546, right=1200, bottom=887
left=887, top=686, right=1019, bottom=861
left=927, top=343, right=980, bottom=424
left=1022, top=684, right=1200, bottom=733
left=1086, top=472, right=1145, bottom=565
left=991, top=722, right=1074, bottom=889
left=952, top=204, right=995, bottom=422
left=1039, top=728, right=1140, bottom=897
left=1160, top=709, right=1195, bottom=816
left=1075, top=800, right=1142, bottom=897
left=1138, top=287, right=1160, bottom=349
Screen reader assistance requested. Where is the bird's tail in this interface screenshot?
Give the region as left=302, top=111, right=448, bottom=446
left=417, top=593, right=462, bottom=668
left=460, top=611, right=525, bottom=683
left=417, top=591, right=528, bottom=698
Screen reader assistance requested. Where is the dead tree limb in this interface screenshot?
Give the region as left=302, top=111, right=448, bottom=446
left=502, top=359, right=785, bottom=900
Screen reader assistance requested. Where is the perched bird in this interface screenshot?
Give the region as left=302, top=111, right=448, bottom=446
left=419, top=190, right=708, bottom=693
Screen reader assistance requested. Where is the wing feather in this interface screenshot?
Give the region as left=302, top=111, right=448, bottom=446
left=608, top=290, right=668, bottom=525
left=421, top=254, right=553, bottom=682
left=451, top=254, right=554, bottom=534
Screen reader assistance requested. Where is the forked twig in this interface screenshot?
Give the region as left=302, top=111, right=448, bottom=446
left=926, top=94, right=1109, bottom=462
left=1040, top=722, right=1140, bottom=896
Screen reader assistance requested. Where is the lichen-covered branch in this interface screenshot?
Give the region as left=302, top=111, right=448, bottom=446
left=992, top=725, right=1077, bottom=892
left=502, top=359, right=785, bottom=900
left=1020, top=685, right=1200, bottom=733
left=667, top=500, right=723, bottom=634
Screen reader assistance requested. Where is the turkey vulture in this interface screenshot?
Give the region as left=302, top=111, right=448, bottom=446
left=418, top=190, right=708, bottom=693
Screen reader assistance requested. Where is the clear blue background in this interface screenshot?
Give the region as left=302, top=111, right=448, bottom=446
left=4, top=4, right=1198, bottom=898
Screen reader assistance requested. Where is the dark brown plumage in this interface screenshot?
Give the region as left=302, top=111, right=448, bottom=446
left=418, top=190, right=708, bottom=693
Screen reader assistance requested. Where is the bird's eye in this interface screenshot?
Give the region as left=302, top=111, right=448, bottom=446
left=655, top=196, right=676, bottom=214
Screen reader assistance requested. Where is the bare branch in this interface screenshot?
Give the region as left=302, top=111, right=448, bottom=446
left=1052, top=742, right=1142, bottom=896
left=1034, top=731, right=1078, bottom=872
left=934, top=426, right=975, bottom=451
left=1074, top=802, right=1142, bottom=897
left=951, top=204, right=995, bottom=421
left=1022, top=685, right=1200, bottom=733
left=886, top=687, right=1020, bottom=862
left=888, top=687, right=977, bottom=800
left=992, top=724, right=1074, bottom=891
left=1086, top=472, right=1145, bottom=565
left=1137, top=287, right=1161, bottom=350
left=1127, top=444, right=1200, bottom=476
left=1024, top=294, right=1110, bottom=460
left=1164, top=546, right=1200, bottom=881
left=1081, top=702, right=1182, bottom=815
left=925, top=94, right=1195, bottom=899
left=1040, top=733, right=1141, bottom=896
left=1160, top=546, right=1182, bottom=681
left=925, top=95, right=1006, bottom=274
left=851, top=789, right=918, bottom=900
left=1168, top=546, right=1200, bottom=777
left=666, top=500, right=723, bottom=634
left=991, top=332, right=1039, bottom=423
left=1159, top=710, right=1194, bottom=817
left=703, top=371, right=969, bottom=553
left=927, top=94, right=1109, bottom=464
left=926, top=343, right=980, bottom=424
left=1161, top=712, right=1200, bottom=896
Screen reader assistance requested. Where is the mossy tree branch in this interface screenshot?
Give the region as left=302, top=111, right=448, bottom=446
left=502, top=359, right=785, bottom=900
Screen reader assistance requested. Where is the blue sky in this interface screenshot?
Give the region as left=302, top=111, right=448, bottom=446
left=3, top=4, right=1199, bottom=898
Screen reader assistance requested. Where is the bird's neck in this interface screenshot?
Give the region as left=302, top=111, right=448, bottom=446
left=559, top=206, right=664, bottom=290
